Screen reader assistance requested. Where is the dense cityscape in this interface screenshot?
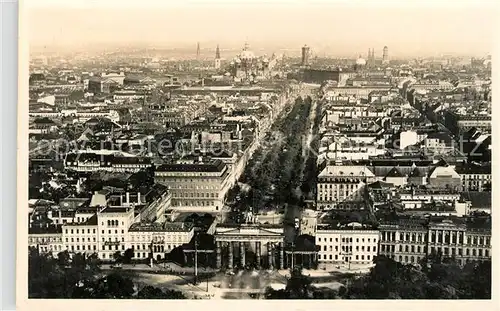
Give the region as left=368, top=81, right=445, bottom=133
left=28, top=38, right=492, bottom=300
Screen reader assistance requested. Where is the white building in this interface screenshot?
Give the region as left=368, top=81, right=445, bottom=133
left=399, top=130, right=418, bottom=149
left=316, top=165, right=376, bottom=210
left=316, top=223, right=380, bottom=268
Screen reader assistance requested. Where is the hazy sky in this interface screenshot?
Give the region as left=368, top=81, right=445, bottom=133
left=27, top=0, right=497, bottom=58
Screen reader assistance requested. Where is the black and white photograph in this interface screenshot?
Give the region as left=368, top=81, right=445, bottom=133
left=18, top=0, right=496, bottom=304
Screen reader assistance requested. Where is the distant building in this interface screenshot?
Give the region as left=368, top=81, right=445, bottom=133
left=87, top=77, right=119, bottom=94
left=228, top=42, right=276, bottom=81
left=455, top=163, right=491, bottom=192
left=301, top=45, right=310, bottom=67
left=382, top=46, right=389, bottom=64
left=214, top=44, right=221, bottom=70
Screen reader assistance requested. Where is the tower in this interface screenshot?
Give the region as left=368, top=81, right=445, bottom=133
left=214, top=44, right=221, bottom=69
left=196, top=42, right=200, bottom=59
left=301, top=44, right=310, bottom=66
left=383, top=46, right=389, bottom=64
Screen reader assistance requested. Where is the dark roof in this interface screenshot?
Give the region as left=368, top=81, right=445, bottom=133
left=385, top=167, right=404, bottom=178
left=65, top=153, right=151, bottom=166
left=455, top=163, right=491, bottom=175
left=368, top=180, right=394, bottom=189
left=29, top=225, right=62, bottom=235
left=434, top=158, right=449, bottom=167
left=156, top=159, right=226, bottom=173
left=461, top=191, right=491, bottom=209
left=143, top=183, right=169, bottom=203
left=408, top=167, right=423, bottom=178
left=100, top=207, right=132, bottom=213
left=33, top=117, right=57, bottom=125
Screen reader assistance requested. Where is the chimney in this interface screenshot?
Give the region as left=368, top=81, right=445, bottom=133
left=126, top=192, right=130, bottom=205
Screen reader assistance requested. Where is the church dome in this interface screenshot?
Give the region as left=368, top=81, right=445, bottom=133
left=240, top=50, right=256, bottom=60
left=356, top=57, right=366, bottom=66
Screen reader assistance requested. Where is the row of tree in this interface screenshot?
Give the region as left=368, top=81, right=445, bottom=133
left=346, top=256, right=491, bottom=299
left=300, top=96, right=322, bottom=199
left=264, top=256, right=491, bottom=299
left=28, top=248, right=186, bottom=299
left=240, top=96, right=313, bottom=212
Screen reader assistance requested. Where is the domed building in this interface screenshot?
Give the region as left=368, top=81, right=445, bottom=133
left=354, top=55, right=367, bottom=71
left=229, top=42, right=276, bottom=81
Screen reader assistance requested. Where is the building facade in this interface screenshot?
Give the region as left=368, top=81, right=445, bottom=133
left=316, top=165, right=376, bottom=210
left=315, top=224, right=380, bottom=268
left=379, top=218, right=492, bottom=266
left=154, top=159, right=232, bottom=212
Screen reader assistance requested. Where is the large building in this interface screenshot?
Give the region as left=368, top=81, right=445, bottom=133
left=382, top=46, right=389, bottom=64
left=316, top=165, right=376, bottom=210
left=301, top=45, right=311, bottom=67
left=154, top=158, right=232, bottom=212
left=316, top=223, right=380, bottom=268
left=214, top=44, right=221, bottom=70
left=29, top=192, right=193, bottom=262
left=227, top=43, right=279, bottom=81
left=379, top=216, right=492, bottom=266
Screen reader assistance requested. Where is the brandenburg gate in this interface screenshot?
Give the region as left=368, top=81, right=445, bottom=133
left=214, top=223, right=285, bottom=269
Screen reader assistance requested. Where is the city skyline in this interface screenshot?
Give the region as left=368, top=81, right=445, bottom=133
left=27, top=1, right=496, bottom=59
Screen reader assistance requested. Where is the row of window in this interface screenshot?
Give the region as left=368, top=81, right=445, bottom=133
left=318, top=184, right=360, bottom=189
left=380, top=231, right=490, bottom=245
left=320, top=254, right=372, bottom=261
left=381, top=231, right=427, bottom=243
left=29, top=237, right=62, bottom=243
left=101, top=229, right=125, bottom=235
left=171, top=200, right=219, bottom=207
left=317, top=192, right=360, bottom=201
left=320, top=245, right=377, bottom=253
left=381, top=244, right=427, bottom=253
left=104, top=220, right=122, bottom=227
left=172, top=192, right=217, bottom=198
left=317, top=237, right=378, bottom=243
left=33, top=245, right=63, bottom=251
left=63, top=236, right=186, bottom=244
left=67, top=244, right=98, bottom=252
left=65, top=228, right=97, bottom=235
left=461, top=175, right=491, bottom=180
left=381, top=244, right=490, bottom=258
left=430, top=233, right=490, bottom=246
left=169, top=184, right=219, bottom=190
left=66, top=237, right=97, bottom=243
left=430, top=246, right=490, bottom=257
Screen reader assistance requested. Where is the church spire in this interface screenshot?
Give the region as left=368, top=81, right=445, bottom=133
left=215, top=44, right=220, bottom=59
